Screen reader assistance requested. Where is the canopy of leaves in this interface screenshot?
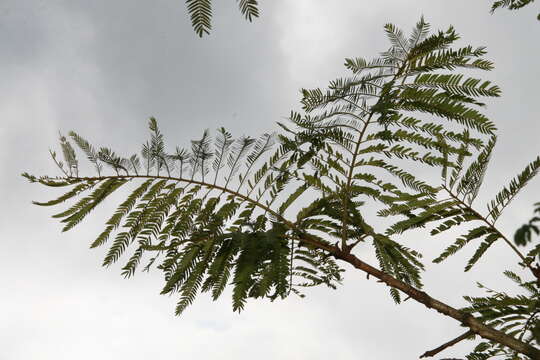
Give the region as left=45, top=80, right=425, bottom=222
left=23, top=19, right=512, bottom=315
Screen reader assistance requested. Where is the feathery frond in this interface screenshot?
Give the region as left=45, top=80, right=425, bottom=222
left=24, top=20, right=518, bottom=321
left=69, top=131, right=103, bottom=176
left=487, top=157, right=540, bottom=222
left=184, top=0, right=261, bottom=37
left=237, top=0, right=259, bottom=21
left=186, top=0, right=212, bottom=37
left=490, top=0, right=538, bottom=20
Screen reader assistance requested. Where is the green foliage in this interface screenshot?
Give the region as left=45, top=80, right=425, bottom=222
left=456, top=136, right=497, bottom=205
left=237, top=0, right=259, bottom=21
left=439, top=200, right=540, bottom=359
left=59, top=134, right=78, bottom=177
left=488, top=157, right=540, bottom=222
left=69, top=131, right=103, bottom=176
left=516, top=202, right=540, bottom=247
left=186, top=0, right=212, bottom=37
left=388, top=129, right=538, bottom=274
left=24, top=19, right=507, bottom=311
left=492, top=0, right=536, bottom=11
left=491, top=0, right=539, bottom=21
left=185, top=0, right=260, bottom=37
left=516, top=202, right=540, bottom=267
left=288, top=18, right=511, bottom=289
left=22, top=16, right=540, bottom=359
left=26, top=118, right=342, bottom=314
left=55, top=178, right=128, bottom=232
left=463, top=271, right=540, bottom=360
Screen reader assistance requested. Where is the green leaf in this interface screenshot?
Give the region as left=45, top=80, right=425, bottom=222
left=69, top=131, right=103, bottom=175
left=465, top=233, right=501, bottom=271
left=91, top=179, right=153, bottom=248
left=186, top=0, right=212, bottom=37
left=457, top=136, right=496, bottom=203
left=32, top=182, right=95, bottom=207
left=237, top=0, right=259, bottom=21
left=433, top=226, right=494, bottom=263
left=487, top=156, right=540, bottom=221
left=278, top=183, right=309, bottom=215
left=58, top=179, right=127, bottom=232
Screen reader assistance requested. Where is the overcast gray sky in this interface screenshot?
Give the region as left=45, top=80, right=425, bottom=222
left=1, top=1, right=539, bottom=359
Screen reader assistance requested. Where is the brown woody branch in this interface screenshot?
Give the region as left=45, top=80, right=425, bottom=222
left=420, top=330, right=474, bottom=358
left=69, top=175, right=540, bottom=359
left=331, top=248, right=540, bottom=359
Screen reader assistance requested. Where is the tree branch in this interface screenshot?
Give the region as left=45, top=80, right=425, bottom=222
left=420, top=330, right=474, bottom=358
left=65, top=175, right=540, bottom=359
left=332, top=249, right=540, bottom=359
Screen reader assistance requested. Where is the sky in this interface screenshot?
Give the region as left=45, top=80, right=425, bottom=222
left=1, top=1, right=539, bottom=359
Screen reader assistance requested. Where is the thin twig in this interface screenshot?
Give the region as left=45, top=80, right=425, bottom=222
left=420, top=330, right=474, bottom=358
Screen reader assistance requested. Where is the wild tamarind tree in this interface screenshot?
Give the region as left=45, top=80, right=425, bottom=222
left=24, top=19, right=540, bottom=359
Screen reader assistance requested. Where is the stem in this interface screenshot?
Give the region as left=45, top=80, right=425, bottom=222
left=49, top=150, right=70, bottom=177
left=341, top=111, right=375, bottom=251
left=74, top=174, right=279, bottom=220
left=520, top=310, right=540, bottom=342
left=340, top=61, right=407, bottom=252
left=420, top=330, right=474, bottom=358
left=333, top=249, right=540, bottom=359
